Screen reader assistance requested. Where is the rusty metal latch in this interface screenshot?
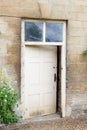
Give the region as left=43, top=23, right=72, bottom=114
left=54, top=73, right=57, bottom=82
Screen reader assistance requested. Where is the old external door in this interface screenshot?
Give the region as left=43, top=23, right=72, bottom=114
left=25, top=45, right=57, bottom=117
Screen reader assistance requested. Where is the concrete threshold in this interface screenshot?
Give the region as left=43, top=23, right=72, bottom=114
left=19, top=113, right=61, bottom=125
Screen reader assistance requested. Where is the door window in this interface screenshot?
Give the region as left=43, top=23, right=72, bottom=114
left=23, top=21, right=64, bottom=44
left=25, top=22, right=43, bottom=42
left=46, top=23, right=63, bottom=42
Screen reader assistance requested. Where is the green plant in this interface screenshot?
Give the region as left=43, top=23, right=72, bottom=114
left=83, top=50, right=87, bottom=55
left=0, top=70, right=19, bottom=124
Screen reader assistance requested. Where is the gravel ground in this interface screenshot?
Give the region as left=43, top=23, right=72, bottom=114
left=1, top=118, right=87, bottom=130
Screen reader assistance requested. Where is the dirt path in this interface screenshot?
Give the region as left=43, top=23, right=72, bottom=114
left=1, top=118, right=87, bottom=130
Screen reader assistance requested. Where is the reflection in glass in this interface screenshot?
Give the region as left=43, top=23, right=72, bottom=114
left=46, top=23, right=63, bottom=42
left=25, top=22, right=43, bottom=42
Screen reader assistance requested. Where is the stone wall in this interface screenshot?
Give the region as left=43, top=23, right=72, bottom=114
left=0, top=17, right=21, bottom=92
left=0, top=0, right=87, bottom=118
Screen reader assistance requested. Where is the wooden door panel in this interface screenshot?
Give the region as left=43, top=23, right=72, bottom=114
left=25, top=45, right=57, bottom=117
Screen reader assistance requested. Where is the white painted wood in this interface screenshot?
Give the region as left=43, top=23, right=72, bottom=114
left=61, top=22, right=66, bottom=117
left=20, top=20, right=26, bottom=118
left=21, top=20, right=66, bottom=119
left=43, top=22, right=45, bottom=42
left=25, top=42, right=63, bottom=46
left=25, top=46, right=57, bottom=117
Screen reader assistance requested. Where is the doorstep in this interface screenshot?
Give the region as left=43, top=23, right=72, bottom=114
left=25, top=113, right=61, bottom=122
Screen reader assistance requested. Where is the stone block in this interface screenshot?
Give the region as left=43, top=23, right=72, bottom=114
left=67, top=82, right=87, bottom=91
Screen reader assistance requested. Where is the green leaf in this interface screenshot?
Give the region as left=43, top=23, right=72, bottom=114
left=83, top=50, right=87, bottom=55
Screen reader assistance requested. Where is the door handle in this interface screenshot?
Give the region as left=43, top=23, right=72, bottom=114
left=54, top=73, right=57, bottom=82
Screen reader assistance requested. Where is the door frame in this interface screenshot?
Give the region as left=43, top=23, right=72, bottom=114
left=21, top=20, right=66, bottom=118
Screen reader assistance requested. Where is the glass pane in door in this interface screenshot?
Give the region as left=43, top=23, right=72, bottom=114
left=25, top=22, right=43, bottom=42
left=46, top=23, right=63, bottom=42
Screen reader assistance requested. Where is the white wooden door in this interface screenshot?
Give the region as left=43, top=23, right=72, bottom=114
left=25, top=45, right=57, bottom=118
